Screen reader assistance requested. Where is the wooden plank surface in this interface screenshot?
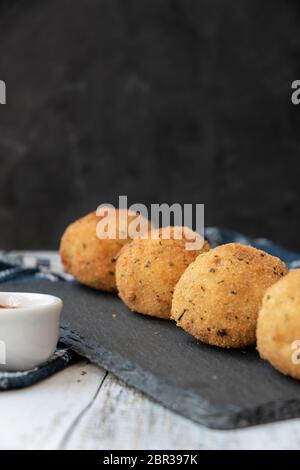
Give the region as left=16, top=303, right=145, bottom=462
left=64, top=371, right=300, bottom=450
left=5, top=278, right=300, bottom=431
left=0, top=251, right=300, bottom=449
left=0, top=360, right=299, bottom=449
left=0, top=361, right=105, bottom=450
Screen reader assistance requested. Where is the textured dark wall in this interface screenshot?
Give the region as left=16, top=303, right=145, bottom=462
left=0, top=0, right=300, bottom=250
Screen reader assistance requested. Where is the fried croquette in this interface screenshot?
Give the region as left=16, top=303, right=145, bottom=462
left=115, top=227, right=210, bottom=319
left=60, top=209, right=151, bottom=292
left=257, top=269, right=300, bottom=380
left=171, top=243, right=288, bottom=348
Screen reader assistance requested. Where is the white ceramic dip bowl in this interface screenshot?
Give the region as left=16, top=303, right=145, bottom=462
left=0, top=292, right=62, bottom=371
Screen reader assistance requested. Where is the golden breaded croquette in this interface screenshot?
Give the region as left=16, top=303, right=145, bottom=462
left=60, top=209, right=151, bottom=292
left=115, top=227, right=210, bottom=319
left=257, top=269, right=300, bottom=380
left=171, top=243, right=288, bottom=348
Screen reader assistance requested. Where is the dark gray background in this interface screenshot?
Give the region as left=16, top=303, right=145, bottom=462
left=0, top=0, right=300, bottom=250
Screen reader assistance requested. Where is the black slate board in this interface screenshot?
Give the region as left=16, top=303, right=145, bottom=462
left=3, top=279, right=300, bottom=430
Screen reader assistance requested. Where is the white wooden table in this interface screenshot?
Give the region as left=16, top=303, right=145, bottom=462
left=1, top=361, right=300, bottom=450
left=1, top=251, right=300, bottom=450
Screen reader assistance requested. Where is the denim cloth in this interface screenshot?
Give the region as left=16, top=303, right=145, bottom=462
left=205, top=227, right=300, bottom=267
left=0, top=227, right=299, bottom=390
left=0, top=346, right=78, bottom=390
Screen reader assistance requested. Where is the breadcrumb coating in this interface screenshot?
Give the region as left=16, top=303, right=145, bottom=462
left=116, top=227, right=210, bottom=319
left=257, top=269, right=300, bottom=379
left=171, top=243, right=288, bottom=348
left=60, top=209, right=151, bottom=292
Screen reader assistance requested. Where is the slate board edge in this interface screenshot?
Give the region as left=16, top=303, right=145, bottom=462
left=60, top=325, right=300, bottom=430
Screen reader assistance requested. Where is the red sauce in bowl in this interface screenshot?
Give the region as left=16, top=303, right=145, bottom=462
left=0, top=305, right=17, bottom=309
